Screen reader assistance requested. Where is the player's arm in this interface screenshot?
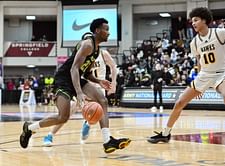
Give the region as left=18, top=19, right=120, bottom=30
left=196, top=54, right=201, bottom=72
left=190, top=38, right=201, bottom=72
left=102, top=50, right=117, bottom=94
left=86, top=71, right=111, bottom=91
left=87, top=70, right=111, bottom=91
left=84, top=57, right=111, bottom=91
left=190, top=38, right=202, bottom=99
left=71, top=39, right=93, bottom=107
left=215, top=28, right=225, bottom=45
left=85, top=69, right=101, bottom=84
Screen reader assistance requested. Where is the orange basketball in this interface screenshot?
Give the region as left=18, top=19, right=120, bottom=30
left=82, top=102, right=104, bottom=125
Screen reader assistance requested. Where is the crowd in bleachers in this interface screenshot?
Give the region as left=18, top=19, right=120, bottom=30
left=5, top=74, right=55, bottom=105
left=117, top=36, right=196, bottom=89
left=2, top=17, right=225, bottom=105
left=115, top=17, right=225, bottom=91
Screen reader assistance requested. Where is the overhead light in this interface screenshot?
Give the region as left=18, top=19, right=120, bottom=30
left=93, top=0, right=99, bottom=2
left=26, top=16, right=36, bottom=20
left=159, top=13, right=171, bottom=17
left=26, top=64, right=36, bottom=68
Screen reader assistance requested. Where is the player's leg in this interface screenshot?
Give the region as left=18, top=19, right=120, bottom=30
left=43, top=100, right=77, bottom=146
left=216, top=80, right=225, bottom=103
left=20, top=93, right=71, bottom=148
left=148, top=87, right=201, bottom=143
left=167, top=87, right=200, bottom=127
left=82, top=83, right=108, bottom=126
left=43, top=124, right=63, bottom=146
left=80, top=87, right=105, bottom=141
left=80, top=83, right=107, bottom=141
left=158, top=88, right=163, bottom=112
left=151, top=88, right=157, bottom=112
left=82, top=82, right=131, bottom=153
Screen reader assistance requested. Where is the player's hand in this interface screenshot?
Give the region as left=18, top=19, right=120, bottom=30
left=99, top=80, right=112, bottom=91
left=107, top=82, right=116, bottom=95
left=195, top=93, right=203, bottom=100
left=76, top=92, right=86, bottom=108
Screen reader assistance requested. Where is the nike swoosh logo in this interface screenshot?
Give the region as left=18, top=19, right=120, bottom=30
left=72, top=19, right=91, bottom=31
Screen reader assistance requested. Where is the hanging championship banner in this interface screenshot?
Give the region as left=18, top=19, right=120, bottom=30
left=5, top=42, right=54, bottom=57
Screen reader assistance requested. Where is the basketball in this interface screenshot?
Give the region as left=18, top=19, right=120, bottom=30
left=82, top=102, right=104, bottom=125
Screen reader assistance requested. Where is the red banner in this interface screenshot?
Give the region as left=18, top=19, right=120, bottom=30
left=5, top=42, right=54, bottom=57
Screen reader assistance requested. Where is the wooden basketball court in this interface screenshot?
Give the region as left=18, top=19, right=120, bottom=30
left=0, top=104, right=225, bottom=166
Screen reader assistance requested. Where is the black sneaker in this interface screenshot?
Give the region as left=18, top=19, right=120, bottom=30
left=147, top=131, right=171, bottom=144
left=20, top=122, right=32, bottom=148
left=103, top=136, right=131, bottom=153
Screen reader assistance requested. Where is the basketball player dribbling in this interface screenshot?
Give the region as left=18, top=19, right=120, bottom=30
left=148, top=7, right=225, bottom=143
left=43, top=49, right=118, bottom=146
left=20, top=18, right=131, bottom=153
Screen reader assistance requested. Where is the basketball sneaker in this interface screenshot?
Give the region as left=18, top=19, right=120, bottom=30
left=103, top=136, right=131, bottom=153
left=147, top=131, right=171, bottom=144
left=43, top=134, right=53, bottom=147
left=159, top=106, right=164, bottom=113
left=81, top=121, right=90, bottom=140
left=151, top=106, right=157, bottom=113
left=20, top=121, right=33, bottom=148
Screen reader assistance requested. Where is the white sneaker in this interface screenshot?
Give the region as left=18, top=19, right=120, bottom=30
left=159, top=106, right=163, bottom=113
left=151, top=106, right=157, bottom=113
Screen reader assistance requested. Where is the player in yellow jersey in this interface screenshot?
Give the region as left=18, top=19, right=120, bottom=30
left=43, top=49, right=118, bottom=146
left=20, top=18, right=130, bottom=153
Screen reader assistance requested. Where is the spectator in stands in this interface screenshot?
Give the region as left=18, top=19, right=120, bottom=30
left=30, top=76, right=40, bottom=104
left=40, top=34, right=47, bottom=41
left=163, top=32, right=169, bottom=40
left=162, top=38, right=170, bottom=52
left=37, top=74, right=45, bottom=104
left=155, top=37, right=162, bottom=50
left=142, top=40, right=153, bottom=58
left=115, top=69, right=125, bottom=105
left=210, top=20, right=218, bottom=28
left=7, top=79, right=15, bottom=91
left=177, top=16, right=186, bottom=40
left=140, top=70, right=151, bottom=87
left=23, top=79, right=30, bottom=90
left=6, top=79, right=15, bottom=103
left=217, top=19, right=224, bottom=28
left=170, top=48, right=178, bottom=64
left=163, top=67, right=173, bottom=86
left=126, top=69, right=136, bottom=87
left=44, top=75, right=54, bottom=105
left=0, top=76, right=3, bottom=89
left=161, top=51, right=170, bottom=64
left=179, top=74, right=189, bottom=86
left=186, top=18, right=194, bottom=40
left=150, top=63, right=165, bottom=113
left=31, top=35, right=37, bottom=41
left=146, top=56, right=153, bottom=73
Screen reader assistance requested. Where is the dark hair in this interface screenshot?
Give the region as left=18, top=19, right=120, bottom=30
left=189, top=7, right=213, bottom=25
left=90, top=18, right=108, bottom=33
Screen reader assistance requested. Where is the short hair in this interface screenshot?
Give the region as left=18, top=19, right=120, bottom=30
left=90, top=18, right=108, bottom=33
left=189, top=7, right=213, bottom=25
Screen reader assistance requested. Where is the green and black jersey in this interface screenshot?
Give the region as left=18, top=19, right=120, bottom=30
left=54, top=33, right=99, bottom=99
left=56, top=33, right=99, bottom=79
